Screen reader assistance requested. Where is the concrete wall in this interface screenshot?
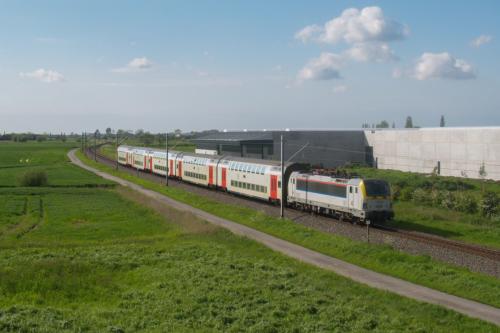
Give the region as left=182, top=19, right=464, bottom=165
left=364, top=127, right=500, bottom=180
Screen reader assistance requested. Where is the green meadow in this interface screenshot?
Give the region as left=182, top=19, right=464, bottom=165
left=83, top=147, right=500, bottom=310
left=0, top=141, right=497, bottom=331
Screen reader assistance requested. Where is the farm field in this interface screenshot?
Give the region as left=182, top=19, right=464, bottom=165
left=1, top=143, right=496, bottom=331
left=77, top=148, right=500, bottom=310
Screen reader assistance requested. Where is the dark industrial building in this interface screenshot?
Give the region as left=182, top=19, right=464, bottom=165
left=192, top=130, right=373, bottom=168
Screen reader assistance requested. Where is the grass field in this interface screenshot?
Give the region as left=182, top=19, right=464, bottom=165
left=344, top=166, right=500, bottom=249
left=77, top=149, right=500, bottom=311
left=0, top=141, right=112, bottom=187
left=0, top=142, right=497, bottom=331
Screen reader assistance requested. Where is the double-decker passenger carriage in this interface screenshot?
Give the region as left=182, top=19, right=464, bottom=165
left=181, top=153, right=211, bottom=186
left=287, top=171, right=393, bottom=223
left=132, top=148, right=151, bottom=171
left=223, top=157, right=294, bottom=203
left=117, top=146, right=134, bottom=166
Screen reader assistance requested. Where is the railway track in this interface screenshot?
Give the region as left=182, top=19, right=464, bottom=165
left=373, top=224, right=500, bottom=261
left=86, top=146, right=500, bottom=263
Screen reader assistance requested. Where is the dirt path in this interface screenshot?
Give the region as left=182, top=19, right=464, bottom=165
left=69, top=149, right=500, bottom=326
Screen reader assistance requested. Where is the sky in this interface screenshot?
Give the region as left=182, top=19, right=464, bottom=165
left=1, top=0, right=499, bottom=133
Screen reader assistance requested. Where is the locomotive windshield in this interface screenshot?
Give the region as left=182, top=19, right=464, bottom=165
left=364, top=180, right=390, bottom=197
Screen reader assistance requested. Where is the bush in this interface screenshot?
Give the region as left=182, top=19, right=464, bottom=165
left=479, top=191, right=499, bottom=218
left=390, top=185, right=401, bottom=200
left=411, top=188, right=429, bottom=205
left=17, top=171, right=48, bottom=187
left=399, top=187, right=413, bottom=201
left=454, top=192, right=478, bottom=214
left=439, top=191, right=456, bottom=209
left=430, top=189, right=443, bottom=207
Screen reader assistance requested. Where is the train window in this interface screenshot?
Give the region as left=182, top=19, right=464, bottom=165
left=349, top=187, right=353, bottom=193
left=251, top=184, right=255, bottom=191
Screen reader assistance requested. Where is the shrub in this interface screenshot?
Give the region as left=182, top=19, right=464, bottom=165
left=17, top=171, right=48, bottom=187
left=430, top=189, right=443, bottom=207
left=454, top=192, right=478, bottom=214
left=439, top=191, right=456, bottom=209
left=399, top=187, right=413, bottom=201
left=390, top=185, right=401, bottom=200
left=411, top=188, right=430, bottom=205
left=479, top=191, right=499, bottom=218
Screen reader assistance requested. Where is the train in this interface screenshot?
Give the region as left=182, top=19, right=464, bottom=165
left=117, top=145, right=394, bottom=223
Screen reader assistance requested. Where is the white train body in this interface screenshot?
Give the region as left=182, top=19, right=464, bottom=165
left=288, top=172, right=393, bottom=222
left=116, top=145, right=393, bottom=222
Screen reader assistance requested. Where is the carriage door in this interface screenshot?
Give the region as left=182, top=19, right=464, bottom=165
left=348, top=186, right=359, bottom=210
left=177, top=161, right=183, bottom=178
left=208, top=166, right=214, bottom=185
left=221, top=167, right=227, bottom=188
left=270, top=175, right=278, bottom=200
left=149, top=157, right=153, bottom=171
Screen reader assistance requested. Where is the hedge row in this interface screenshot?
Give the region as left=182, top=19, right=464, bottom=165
left=392, top=186, right=499, bottom=218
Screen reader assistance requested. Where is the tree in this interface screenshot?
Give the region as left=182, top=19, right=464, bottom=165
left=376, top=120, right=389, bottom=128
left=405, top=116, right=413, bottom=128
left=106, top=127, right=112, bottom=137
left=392, top=122, right=396, bottom=128
left=440, top=115, right=445, bottom=127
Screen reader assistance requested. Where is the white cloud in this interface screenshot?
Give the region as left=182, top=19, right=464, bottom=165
left=294, top=24, right=322, bottom=43
left=413, top=52, right=475, bottom=80
left=20, top=68, right=65, bottom=83
left=113, top=57, right=152, bottom=73
left=470, top=35, right=492, bottom=48
left=296, top=6, right=408, bottom=44
left=333, top=84, right=348, bottom=93
left=297, top=52, right=343, bottom=81
left=344, top=42, right=398, bottom=62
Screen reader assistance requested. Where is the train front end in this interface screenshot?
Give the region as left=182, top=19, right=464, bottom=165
left=360, top=179, right=394, bottom=222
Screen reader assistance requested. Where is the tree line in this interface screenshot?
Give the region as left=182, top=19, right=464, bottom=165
left=362, top=115, right=446, bottom=129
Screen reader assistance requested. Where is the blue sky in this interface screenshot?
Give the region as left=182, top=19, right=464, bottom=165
left=1, top=0, right=499, bottom=133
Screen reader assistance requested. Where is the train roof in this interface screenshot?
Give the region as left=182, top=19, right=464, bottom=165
left=291, top=171, right=362, bottom=185
left=121, top=145, right=306, bottom=169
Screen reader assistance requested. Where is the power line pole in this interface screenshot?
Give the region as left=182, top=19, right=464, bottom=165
left=280, top=134, right=284, bottom=219
left=165, top=132, right=169, bottom=186
left=94, top=131, right=97, bottom=161
left=116, top=131, right=119, bottom=170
